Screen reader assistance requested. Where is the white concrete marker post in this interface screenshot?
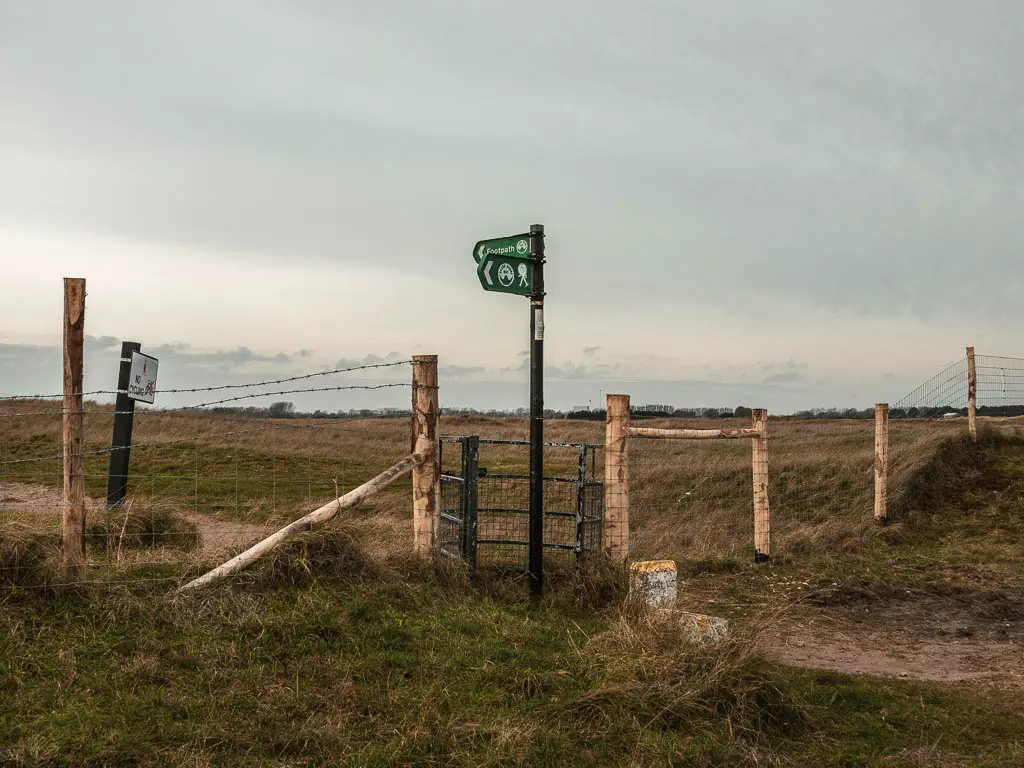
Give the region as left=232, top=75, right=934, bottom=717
left=628, top=560, right=678, bottom=610
left=628, top=559, right=731, bottom=644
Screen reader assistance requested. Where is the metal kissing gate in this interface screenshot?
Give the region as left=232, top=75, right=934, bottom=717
left=438, top=437, right=603, bottom=571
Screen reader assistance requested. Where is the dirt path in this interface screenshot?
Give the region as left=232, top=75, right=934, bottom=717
left=760, top=583, right=1024, bottom=687
left=0, top=481, right=272, bottom=554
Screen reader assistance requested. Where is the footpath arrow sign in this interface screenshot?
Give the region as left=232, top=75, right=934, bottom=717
left=473, top=234, right=531, bottom=264
left=477, top=253, right=533, bottom=296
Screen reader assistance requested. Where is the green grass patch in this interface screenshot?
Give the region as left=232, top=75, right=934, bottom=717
left=2, top=569, right=1023, bottom=767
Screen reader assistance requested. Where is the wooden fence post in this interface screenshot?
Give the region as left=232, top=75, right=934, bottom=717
left=874, top=403, right=889, bottom=524
left=62, top=277, right=87, bottom=581
left=751, top=408, right=770, bottom=562
left=966, top=346, right=977, bottom=441
left=604, top=394, right=630, bottom=563
left=411, top=355, right=439, bottom=557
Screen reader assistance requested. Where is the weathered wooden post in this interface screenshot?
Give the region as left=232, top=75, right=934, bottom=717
left=966, top=346, right=977, bottom=441
left=62, top=277, right=87, bottom=581
left=874, top=403, right=889, bottom=524
left=604, top=394, right=630, bottom=563
left=411, top=355, right=439, bottom=556
left=751, top=408, right=770, bottom=562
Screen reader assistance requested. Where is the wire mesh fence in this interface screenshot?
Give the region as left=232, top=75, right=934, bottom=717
left=439, top=436, right=602, bottom=573
left=976, top=355, right=1024, bottom=416
left=891, top=353, right=1024, bottom=418
left=768, top=418, right=875, bottom=559
left=1, top=361, right=415, bottom=590
left=628, top=420, right=755, bottom=565
left=628, top=417, right=880, bottom=565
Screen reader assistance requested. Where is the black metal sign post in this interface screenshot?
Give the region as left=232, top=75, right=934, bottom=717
left=473, top=223, right=546, bottom=598
left=528, top=224, right=545, bottom=598
left=106, top=340, right=141, bottom=507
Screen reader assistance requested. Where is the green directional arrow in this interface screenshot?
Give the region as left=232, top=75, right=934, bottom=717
left=477, top=253, right=533, bottom=296
left=473, top=234, right=531, bottom=263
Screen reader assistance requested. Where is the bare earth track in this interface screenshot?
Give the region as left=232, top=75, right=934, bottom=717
left=0, top=481, right=271, bottom=553
left=765, top=600, right=1024, bottom=687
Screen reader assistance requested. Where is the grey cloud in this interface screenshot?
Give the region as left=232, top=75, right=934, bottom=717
left=4, top=1, right=1024, bottom=415
left=440, top=365, right=485, bottom=378
left=544, top=361, right=622, bottom=381
left=3, top=0, right=1022, bottom=326
left=146, top=345, right=294, bottom=368
left=84, top=335, right=120, bottom=350
left=334, top=352, right=407, bottom=370
left=762, top=372, right=803, bottom=385
left=0, top=340, right=328, bottom=400
left=0, top=338, right=935, bottom=414
left=759, top=360, right=809, bottom=385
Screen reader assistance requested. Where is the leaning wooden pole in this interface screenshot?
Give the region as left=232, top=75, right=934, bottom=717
left=629, top=426, right=759, bottom=440
left=751, top=408, right=770, bottom=562
left=966, top=346, right=977, bottom=441
left=604, top=394, right=630, bottom=563
left=62, top=277, right=87, bottom=581
left=178, top=452, right=426, bottom=593
left=873, top=403, right=889, bottom=525
left=411, top=355, right=439, bottom=557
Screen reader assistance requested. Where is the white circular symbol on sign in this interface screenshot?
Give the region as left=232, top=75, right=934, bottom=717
left=516, top=239, right=528, bottom=255
left=497, top=262, right=515, bottom=286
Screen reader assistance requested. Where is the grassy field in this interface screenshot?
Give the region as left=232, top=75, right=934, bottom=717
left=2, top=405, right=1024, bottom=765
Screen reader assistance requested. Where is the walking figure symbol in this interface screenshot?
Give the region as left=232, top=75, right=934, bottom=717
left=517, top=263, right=529, bottom=287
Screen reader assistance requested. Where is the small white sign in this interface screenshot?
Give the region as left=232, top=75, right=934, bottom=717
left=127, top=351, right=159, bottom=404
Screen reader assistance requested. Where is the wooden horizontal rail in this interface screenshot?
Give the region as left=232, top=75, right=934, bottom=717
left=178, top=451, right=427, bottom=593
left=628, top=426, right=759, bottom=440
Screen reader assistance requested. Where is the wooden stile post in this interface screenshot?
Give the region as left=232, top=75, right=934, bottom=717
left=62, top=277, right=87, bottom=581
left=751, top=409, right=770, bottom=562
left=411, top=355, right=439, bottom=556
left=604, top=394, right=630, bottom=563
left=874, top=403, right=889, bottom=524
left=966, top=346, right=977, bottom=441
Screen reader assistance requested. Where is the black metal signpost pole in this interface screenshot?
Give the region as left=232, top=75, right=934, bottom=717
left=106, top=341, right=140, bottom=507
left=528, top=224, right=545, bottom=598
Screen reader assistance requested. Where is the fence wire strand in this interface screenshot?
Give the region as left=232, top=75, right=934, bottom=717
left=1, top=358, right=414, bottom=589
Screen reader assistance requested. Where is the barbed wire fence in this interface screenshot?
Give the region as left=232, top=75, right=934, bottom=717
left=6, top=338, right=1024, bottom=590
left=1, top=361, right=414, bottom=590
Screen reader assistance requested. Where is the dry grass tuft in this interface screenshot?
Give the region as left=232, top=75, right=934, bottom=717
left=0, top=523, right=58, bottom=587
left=895, top=431, right=1024, bottom=515
left=572, top=610, right=806, bottom=740
left=244, top=525, right=378, bottom=588
left=86, top=501, right=200, bottom=552
left=574, top=558, right=629, bottom=609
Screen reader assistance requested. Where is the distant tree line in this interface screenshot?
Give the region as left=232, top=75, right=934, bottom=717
left=208, top=402, right=412, bottom=419
left=202, top=401, right=1024, bottom=421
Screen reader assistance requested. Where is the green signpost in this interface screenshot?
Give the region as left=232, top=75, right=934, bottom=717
left=472, top=226, right=546, bottom=599
left=473, top=234, right=531, bottom=263
left=477, top=253, right=533, bottom=296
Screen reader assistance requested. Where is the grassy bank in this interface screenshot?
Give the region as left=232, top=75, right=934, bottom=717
left=2, top=554, right=1023, bottom=767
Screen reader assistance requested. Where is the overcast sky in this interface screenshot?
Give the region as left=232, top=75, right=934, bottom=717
left=2, top=1, right=1021, bottom=412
